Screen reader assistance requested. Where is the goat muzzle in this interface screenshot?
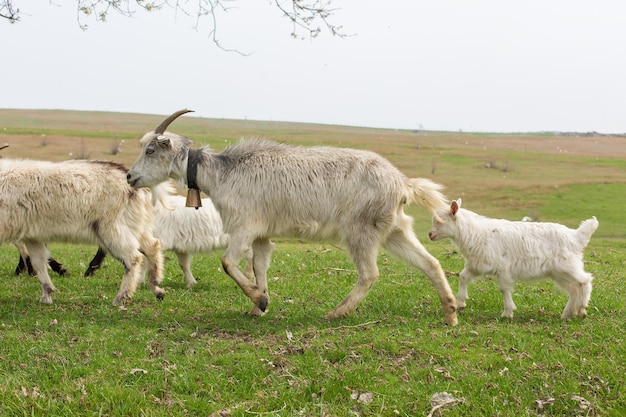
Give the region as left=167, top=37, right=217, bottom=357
left=185, top=188, right=202, bottom=209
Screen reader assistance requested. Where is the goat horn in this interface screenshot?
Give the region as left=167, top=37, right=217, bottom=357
left=154, top=109, right=194, bottom=134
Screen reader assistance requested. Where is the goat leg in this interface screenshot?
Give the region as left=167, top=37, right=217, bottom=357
left=222, top=255, right=268, bottom=313
left=24, top=242, right=57, bottom=304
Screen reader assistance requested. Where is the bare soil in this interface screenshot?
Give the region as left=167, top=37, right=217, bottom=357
left=414, top=133, right=626, bottom=158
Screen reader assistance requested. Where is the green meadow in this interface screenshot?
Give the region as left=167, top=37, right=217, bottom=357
left=0, top=109, right=624, bottom=416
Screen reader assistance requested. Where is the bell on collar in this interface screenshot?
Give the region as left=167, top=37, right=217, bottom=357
left=185, top=188, right=202, bottom=209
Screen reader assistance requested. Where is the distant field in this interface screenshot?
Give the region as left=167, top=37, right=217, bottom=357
left=0, top=109, right=624, bottom=416
left=1, top=109, right=625, bottom=234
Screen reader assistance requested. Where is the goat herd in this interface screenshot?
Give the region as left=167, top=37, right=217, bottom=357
left=0, top=110, right=598, bottom=325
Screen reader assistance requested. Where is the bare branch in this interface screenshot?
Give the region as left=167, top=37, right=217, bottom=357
left=274, top=0, right=345, bottom=39
left=200, top=0, right=252, bottom=56
left=75, top=0, right=165, bottom=30
left=1, top=0, right=346, bottom=49
left=0, top=0, right=19, bottom=23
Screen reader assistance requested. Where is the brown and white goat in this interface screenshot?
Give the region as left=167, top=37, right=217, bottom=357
left=0, top=158, right=164, bottom=305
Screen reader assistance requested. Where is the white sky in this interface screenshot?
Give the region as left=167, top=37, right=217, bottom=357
left=2, top=1, right=625, bottom=133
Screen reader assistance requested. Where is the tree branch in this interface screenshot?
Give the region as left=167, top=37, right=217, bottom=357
left=1, top=0, right=346, bottom=46
left=274, top=0, right=345, bottom=39
left=0, top=0, right=19, bottom=23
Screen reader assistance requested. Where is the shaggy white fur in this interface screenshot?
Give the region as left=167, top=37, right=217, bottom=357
left=429, top=199, right=598, bottom=319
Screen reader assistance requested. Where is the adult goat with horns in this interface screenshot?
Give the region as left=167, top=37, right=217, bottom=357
left=127, top=110, right=458, bottom=325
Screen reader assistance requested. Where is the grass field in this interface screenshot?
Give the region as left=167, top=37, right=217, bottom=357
left=0, top=109, right=624, bottom=416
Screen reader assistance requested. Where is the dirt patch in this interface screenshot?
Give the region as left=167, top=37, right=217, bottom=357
left=414, top=134, right=626, bottom=158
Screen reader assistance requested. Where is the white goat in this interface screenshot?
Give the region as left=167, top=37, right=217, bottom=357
left=126, top=110, right=458, bottom=325
left=0, top=158, right=164, bottom=305
left=428, top=199, right=598, bottom=319
left=84, top=191, right=254, bottom=287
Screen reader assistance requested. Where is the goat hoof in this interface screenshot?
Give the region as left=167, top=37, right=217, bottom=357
left=112, top=295, right=127, bottom=306
left=249, top=306, right=266, bottom=316
left=326, top=309, right=347, bottom=321
left=154, top=287, right=165, bottom=301
left=257, top=296, right=268, bottom=312
left=445, top=314, right=458, bottom=326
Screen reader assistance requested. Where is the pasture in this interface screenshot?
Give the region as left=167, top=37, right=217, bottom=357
left=0, top=109, right=624, bottom=416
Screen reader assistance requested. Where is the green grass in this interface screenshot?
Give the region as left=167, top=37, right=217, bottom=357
left=1, top=240, right=624, bottom=416
left=0, top=110, right=625, bottom=416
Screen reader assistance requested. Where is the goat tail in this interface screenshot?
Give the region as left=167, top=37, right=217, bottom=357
left=405, top=178, right=448, bottom=219
left=576, top=216, right=599, bottom=247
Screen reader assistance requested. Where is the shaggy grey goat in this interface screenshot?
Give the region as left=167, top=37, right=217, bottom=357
left=126, top=110, right=458, bottom=325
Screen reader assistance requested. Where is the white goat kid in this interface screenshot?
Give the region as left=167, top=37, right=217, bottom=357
left=126, top=110, right=458, bottom=325
left=428, top=199, right=598, bottom=319
left=0, top=158, right=164, bottom=305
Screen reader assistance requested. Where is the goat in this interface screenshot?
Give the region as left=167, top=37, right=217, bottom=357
left=126, top=109, right=458, bottom=325
left=428, top=199, right=598, bottom=319
left=0, top=158, right=164, bottom=305
left=14, top=242, right=68, bottom=276
left=83, top=191, right=254, bottom=286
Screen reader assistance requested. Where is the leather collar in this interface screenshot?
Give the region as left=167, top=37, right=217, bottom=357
left=187, top=149, right=203, bottom=190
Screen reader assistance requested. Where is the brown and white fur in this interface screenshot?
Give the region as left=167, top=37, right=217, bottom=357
left=0, top=158, right=164, bottom=305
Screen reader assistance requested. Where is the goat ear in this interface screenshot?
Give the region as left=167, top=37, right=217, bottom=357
left=155, top=136, right=172, bottom=148
left=450, top=200, right=460, bottom=216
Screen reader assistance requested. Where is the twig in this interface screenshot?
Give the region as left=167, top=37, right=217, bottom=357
left=245, top=402, right=286, bottom=415
left=322, top=267, right=354, bottom=273
left=427, top=397, right=464, bottom=417
left=324, top=320, right=381, bottom=332
left=330, top=244, right=345, bottom=252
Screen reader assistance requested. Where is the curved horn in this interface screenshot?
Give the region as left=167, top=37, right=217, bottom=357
left=154, top=109, right=194, bottom=134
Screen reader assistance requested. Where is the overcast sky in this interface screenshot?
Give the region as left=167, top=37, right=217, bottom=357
left=2, top=1, right=625, bottom=133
